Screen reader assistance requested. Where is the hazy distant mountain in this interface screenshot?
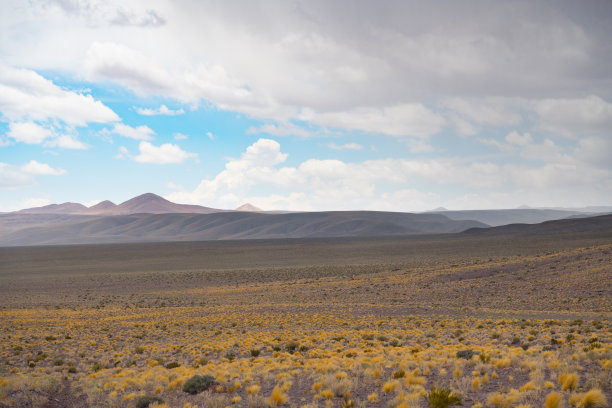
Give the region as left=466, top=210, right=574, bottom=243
left=236, top=203, right=262, bottom=212
left=463, top=214, right=612, bottom=236
left=0, top=211, right=487, bottom=246
left=86, top=200, right=117, bottom=214
left=18, top=202, right=88, bottom=214
left=13, top=193, right=225, bottom=216
left=426, top=208, right=590, bottom=227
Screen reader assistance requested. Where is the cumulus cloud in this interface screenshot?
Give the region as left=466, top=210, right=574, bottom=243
left=0, top=160, right=66, bottom=188
left=6, top=121, right=88, bottom=149
left=111, top=123, right=155, bottom=140
left=135, top=104, right=184, bottom=116
left=167, top=138, right=612, bottom=211
left=133, top=141, right=197, bottom=164
left=7, top=122, right=53, bottom=144
left=0, top=64, right=119, bottom=126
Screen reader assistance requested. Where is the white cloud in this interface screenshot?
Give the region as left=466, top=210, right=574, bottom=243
left=6, top=121, right=88, bottom=149
left=173, top=133, right=188, bottom=140
left=299, top=104, right=445, bottom=138
left=0, top=64, right=119, bottom=126
left=206, top=132, right=214, bottom=140
left=115, top=145, right=130, bottom=160
left=535, top=95, right=612, bottom=137
left=21, top=160, right=66, bottom=176
left=0, top=160, right=66, bottom=188
left=45, top=134, right=88, bottom=150
left=505, top=131, right=533, bottom=146
left=112, top=123, right=155, bottom=140
left=135, top=104, right=184, bottom=116
left=247, top=123, right=316, bottom=138
left=167, top=138, right=612, bottom=211
left=133, top=141, right=197, bottom=164
left=328, top=142, right=363, bottom=151
left=7, top=122, right=53, bottom=144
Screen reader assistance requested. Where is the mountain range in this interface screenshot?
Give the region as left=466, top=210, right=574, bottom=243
left=14, top=193, right=229, bottom=215
left=0, top=193, right=609, bottom=246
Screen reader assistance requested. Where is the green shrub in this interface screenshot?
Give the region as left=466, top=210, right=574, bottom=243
left=285, top=341, right=299, bottom=353
left=456, top=349, right=476, bottom=359
left=427, top=387, right=462, bottom=408
left=182, top=374, right=217, bottom=395
left=53, top=358, right=64, bottom=366
left=165, top=362, right=180, bottom=369
left=135, top=395, right=164, bottom=408
left=250, top=349, right=261, bottom=357
left=92, top=363, right=104, bottom=372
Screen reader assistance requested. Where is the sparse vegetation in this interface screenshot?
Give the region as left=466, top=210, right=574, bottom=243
left=0, top=238, right=610, bottom=407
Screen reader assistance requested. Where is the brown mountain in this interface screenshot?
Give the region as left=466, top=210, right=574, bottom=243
left=109, top=193, right=221, bottom=215
left=85, top=200, right=117, bottom=214
left=17, top=202, right=88, bottom=214
left=235, top=203, right=262, bottom=212
left=14, top=193, right=224, bottom=215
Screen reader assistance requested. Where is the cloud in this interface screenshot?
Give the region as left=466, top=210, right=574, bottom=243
left=247, top=122, right=316, bottom=138
left=7, top=122, right=53, bottom=144
left=6, top=121, right=88, bottom=149
left=0, top=64, right=119, bottom=126
left=135, top=104, right=184, bottom=116
left=45, top=134, right=88, bottom=150
left=48, top=0, right=166, bottom=27
left=167, top=138, right=612, bottom=211
left=173, top=133, right=188, bottom=140
left=0, top=160, right=66, bottom=188
left=111, top=123, right=155, bottom=140
left=328, top=142, right=363, bottom=151
left=505, top=131, right=533, bottom=146
left=535, top=95, right=612, bottom=137
left=299, top=104, right=445, bottom=138
left=133, top=141, right=197, bottom=164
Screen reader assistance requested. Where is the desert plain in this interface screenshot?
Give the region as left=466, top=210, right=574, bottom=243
left=0, top=229, right=610, bottom=408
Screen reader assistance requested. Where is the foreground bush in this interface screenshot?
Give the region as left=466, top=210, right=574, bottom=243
left=427, top=387, right=462, bottom=408
left=182, top=374, right=218, bottom=395
left=135, top=395, right=164, bottom=408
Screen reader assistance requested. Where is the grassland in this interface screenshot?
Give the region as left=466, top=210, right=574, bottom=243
left=0, top=231, right=610, bottom=407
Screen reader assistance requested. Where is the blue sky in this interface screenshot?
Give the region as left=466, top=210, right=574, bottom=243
left=1, top=0, right=611, bottom=212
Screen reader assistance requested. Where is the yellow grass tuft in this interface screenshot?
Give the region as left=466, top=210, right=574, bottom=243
left=545, top=391, right=563, bottom=408
left=580, top=389, right=607, bottom=408
left=269, top=385, right=289, bottom=406
left=559, top=372, right=579, bottom=391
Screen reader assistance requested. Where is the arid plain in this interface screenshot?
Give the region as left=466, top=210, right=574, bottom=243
left=1, top=229, right=610, bottom=408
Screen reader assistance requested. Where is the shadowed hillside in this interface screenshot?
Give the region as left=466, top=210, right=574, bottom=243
left=0, top=211, right=486, bottom=246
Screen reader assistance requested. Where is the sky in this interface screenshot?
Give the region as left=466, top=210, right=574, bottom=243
left=1, top=0, right=611, bottom=212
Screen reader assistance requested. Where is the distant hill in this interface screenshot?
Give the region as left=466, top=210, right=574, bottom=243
left=0, top=211, right=487, bottom=246
left=13, top=193, right=224, bottom=216
left=18, top=202, right=88, bottom=214
left=235, top=203, right=262, bottom=212
left=463, top=214, right=612, bottom=236
left=426, top=208, right=590, bottom=226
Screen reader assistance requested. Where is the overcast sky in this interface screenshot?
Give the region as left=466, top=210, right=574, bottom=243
left=1, top=0, right=611, bottom=212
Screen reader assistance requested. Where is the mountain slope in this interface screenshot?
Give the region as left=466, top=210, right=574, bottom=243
left=0, top=211, right=487, bottom=246
left=427, top=208, right=588, bottom=226
left=462, top=214, right=612, bottom=236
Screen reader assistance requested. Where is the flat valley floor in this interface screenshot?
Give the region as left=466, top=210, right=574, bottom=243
left=0, top=231, right=611, bottom=407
